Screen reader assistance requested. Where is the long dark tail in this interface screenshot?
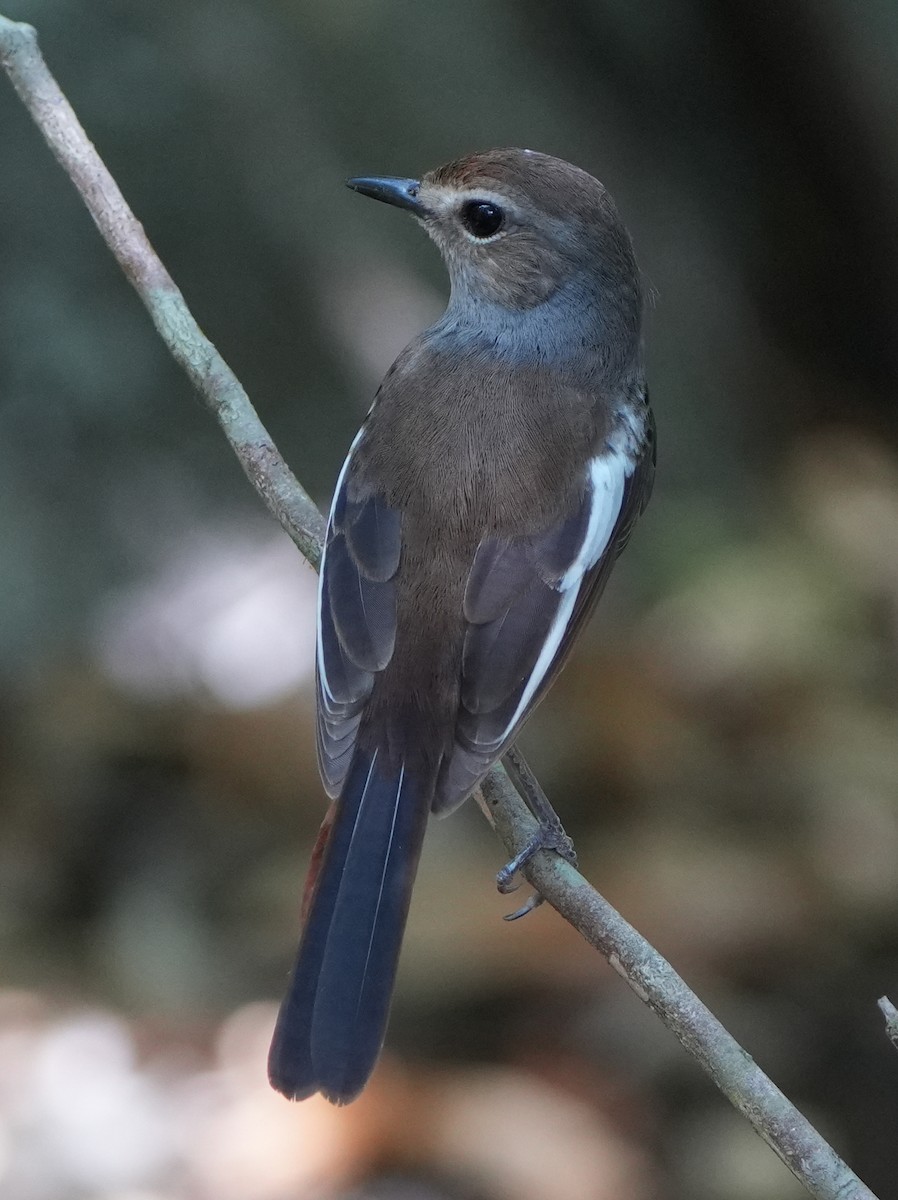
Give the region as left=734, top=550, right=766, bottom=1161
left=268, top=747, right=431, bottom=1104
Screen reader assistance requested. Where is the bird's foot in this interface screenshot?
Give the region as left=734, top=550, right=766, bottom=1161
left=496, top=820, right=577, bottom=893
left=497, top=744, right=578, bottom=920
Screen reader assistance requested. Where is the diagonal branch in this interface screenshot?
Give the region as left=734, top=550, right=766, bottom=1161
left=0, top=15, right=325, bottom=567
left=0, top=14, right=879, bottom=1199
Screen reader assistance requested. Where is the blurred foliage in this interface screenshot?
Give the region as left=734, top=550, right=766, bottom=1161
left=1, top=0, right=898, bottom=1197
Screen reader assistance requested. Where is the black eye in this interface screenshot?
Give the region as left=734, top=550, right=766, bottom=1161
left=460, top=199, right=504, bottom=239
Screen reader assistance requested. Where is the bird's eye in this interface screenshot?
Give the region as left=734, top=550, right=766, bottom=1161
left=459, top=199, right=504, bottom=239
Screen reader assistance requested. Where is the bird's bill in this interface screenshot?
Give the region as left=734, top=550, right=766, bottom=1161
left=346, top=175, right=426, bottom=215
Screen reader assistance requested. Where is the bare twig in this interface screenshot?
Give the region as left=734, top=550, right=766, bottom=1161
left=482, top=766, right=877, bottom=1199
left=0, top=15, right=325, bottom=566
left=0, top=14, right=880, bottom=1199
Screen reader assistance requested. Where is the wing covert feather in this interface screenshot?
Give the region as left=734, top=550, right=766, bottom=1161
left=316, top=447, right=402, bottom=797
left=434, top=438, right=654, bottom=814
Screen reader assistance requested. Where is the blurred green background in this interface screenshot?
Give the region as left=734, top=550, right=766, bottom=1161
left=1, top=1, right=898, bottom=1197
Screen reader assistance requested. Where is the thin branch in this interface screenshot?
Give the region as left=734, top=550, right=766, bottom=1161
left=0, top=14, right=880, bottom=1200
left=0, top=15, right=325, bottom=566
left=482, top=767, right=877, bottom=1199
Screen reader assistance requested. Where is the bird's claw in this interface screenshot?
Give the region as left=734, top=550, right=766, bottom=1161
left=496, top=824, right=578, bottom=917
left=503, top=891, right=545, bottom=921
left=494, top=744, right=578, bottom=918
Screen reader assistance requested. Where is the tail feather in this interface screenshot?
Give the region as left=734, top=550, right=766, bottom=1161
left=268, top=748, right=431, bottom=1104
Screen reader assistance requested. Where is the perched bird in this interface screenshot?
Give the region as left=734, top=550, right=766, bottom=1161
left=269, top=148, right=655, bottom=1104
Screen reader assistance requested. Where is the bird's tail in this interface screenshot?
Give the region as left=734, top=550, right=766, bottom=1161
left=268, top=747, right=432, bottom=1104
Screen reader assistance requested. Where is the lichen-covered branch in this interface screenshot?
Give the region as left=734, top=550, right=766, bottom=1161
left=0, top=14, right=879, bottom=1199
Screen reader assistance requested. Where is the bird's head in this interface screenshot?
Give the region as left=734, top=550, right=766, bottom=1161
left=347, top=148, right=639, bottom=319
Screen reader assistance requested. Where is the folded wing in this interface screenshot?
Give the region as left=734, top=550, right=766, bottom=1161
left=433, top=439, right=654, bottom=813
left=316, top=439, right=402, bottom=797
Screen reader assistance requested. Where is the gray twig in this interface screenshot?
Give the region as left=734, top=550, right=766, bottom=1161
left=0, top=14, right=879, bottom=1199
left=0, top=15, right=325, bottom=566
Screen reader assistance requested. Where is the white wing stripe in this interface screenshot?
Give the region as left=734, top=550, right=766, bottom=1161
left=559, top=453, right=627, bottom=592
left=316, top=427, right=366, bottom=704
left=498, top=449, right=630, bottom=742
left=504, top=585, right=579, bottom=738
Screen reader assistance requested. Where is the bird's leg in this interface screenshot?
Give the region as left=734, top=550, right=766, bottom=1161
left=497, top=744, right=578, bottom=919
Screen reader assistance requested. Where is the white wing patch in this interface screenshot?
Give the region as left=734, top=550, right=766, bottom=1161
left=559, top=455, right=628, bottom=591
left=316, top=427, right=365, bottom=705
left=499, top=448, right=632, bottom=741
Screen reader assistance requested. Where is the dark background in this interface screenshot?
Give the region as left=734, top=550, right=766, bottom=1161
left=1, top=1, right=897, bottom=1197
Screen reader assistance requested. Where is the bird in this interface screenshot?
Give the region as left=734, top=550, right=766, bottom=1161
left=268, top=148, right=655, bottom=1105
